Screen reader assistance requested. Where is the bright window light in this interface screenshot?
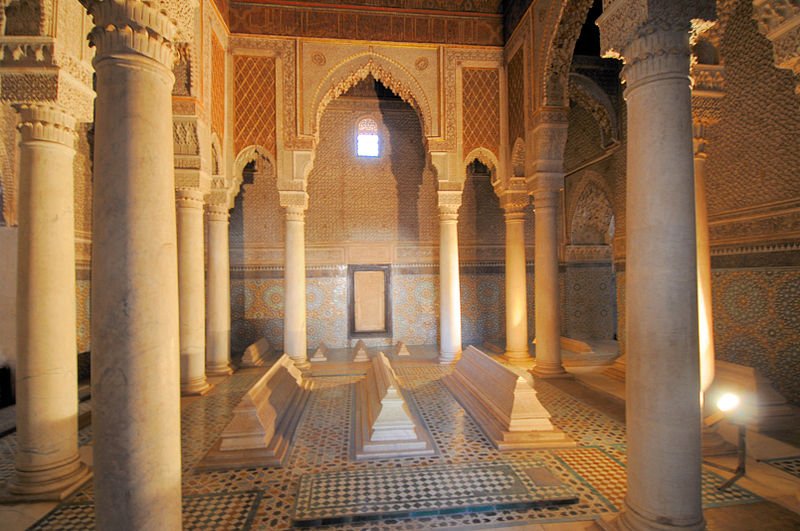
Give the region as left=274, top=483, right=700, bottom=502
left=717, top=392, right=741, bottom=413
left=357, top=133, right=379, bottom=157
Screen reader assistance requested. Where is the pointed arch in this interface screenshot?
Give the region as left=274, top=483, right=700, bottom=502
left=311, top=53, right=433, bottom=139
left=231, top=145, right=275, bottom=207
left=542, top=0, right=596, bottom=107
left=568, top=73, right=619, bottom=146
left=463, top=147, right=500, bottom=184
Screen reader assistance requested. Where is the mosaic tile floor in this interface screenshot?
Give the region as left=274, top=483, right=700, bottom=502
left=8, top=358, right=764, bottom=530
left=762, top=456, right=800, bottom=480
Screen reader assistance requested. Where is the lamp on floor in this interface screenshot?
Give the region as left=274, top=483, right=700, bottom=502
left=703, top=392, right=747, bottom=490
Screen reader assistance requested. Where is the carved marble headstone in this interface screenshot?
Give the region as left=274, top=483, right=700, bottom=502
left=395, top=341, right=410, bottom=357
left=311, top=342, right=328, bottom=362
left=241, top=337, right=271, bottom=367
left=353, top=339, right=369, bottom=362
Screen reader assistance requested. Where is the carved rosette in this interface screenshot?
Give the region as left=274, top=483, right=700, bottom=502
left=752, top=0, right=800, bottom=94
left=15, top=103, right=77, bottom=147
left=86, top=0, right=177, bottom=69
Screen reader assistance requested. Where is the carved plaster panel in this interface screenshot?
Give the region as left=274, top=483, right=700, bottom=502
left=753, top=0, right=800, bottom=93
left=302, top=43, right=439, bottom=140
left=568, top=73, right=618, bottom=147
left=542, top=0, right=595, bottom=107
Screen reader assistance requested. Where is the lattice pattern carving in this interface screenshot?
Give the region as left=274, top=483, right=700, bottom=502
left=508, top=49, right=525, bottom=147
left=233, top=55, right=276, bottom=156
left=211, top=33, right=225, bottom=140
left=462, top=68, right=500, bottom=159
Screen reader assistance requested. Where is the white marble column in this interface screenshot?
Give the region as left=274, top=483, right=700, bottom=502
left=282, top=195, right=309, bottom=367
left=8, top=104, right=90, bottom=500
left=531, top=188, right=566, bottom=377
left=693, top=122, right=715, bottom=394
left=206, top=203, right=233, bottom=376
left=87, top=0, right=183, bottom=528
left=502, top=200, right=530, bottom=362
left=177, top=189, right=211, bottom=395
left=438, top=193, right=462, bottom=363
left=598, top=2, right=713, bottom=528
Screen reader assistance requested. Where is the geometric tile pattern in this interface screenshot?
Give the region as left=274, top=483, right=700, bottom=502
left=507, top=48, right=525, bottom=147
left=762, top=456, right=800, bottom=480
left=211, top=32, right=226, bottom=140
left=293, top=459, right=577, bottom=526
left=233, top=55, right=276, bottom=155
left=18, top=360, right=764, bottom=530
left=462, top=68, right=500, bottom=159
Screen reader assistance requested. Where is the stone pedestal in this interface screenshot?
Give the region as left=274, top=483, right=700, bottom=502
left=8, top=104, right=90, bottom=500
left=503, top=205, right=530, bottom=362
left=283, top=202, right=309, bottom=367
left=177, top=189, right=211, bottom=395
left=532, top=189, right=566, bottom=377
left=87, top=0, right=183, bottom=527
left=438, top=201, right=462, bottom=363
left=597, top=3, right=713, bottom=528
left=206, top=203, right=233, bottom=376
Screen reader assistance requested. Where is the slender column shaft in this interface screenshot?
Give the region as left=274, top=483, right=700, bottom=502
left=284, top=206, right=308, bottom=366
left=504, top=209, right=529, bottom=359
left=206, top=204, right=233, bottom=376
left=10, top=104, right=90, bottom=499
left=694, top=150, right=715, bottom=392
left=619, top=29, right=703, bottom=531
left=177, top=189, right=210, bottom=395
left=532, top=190, right=566, bottom=377
left=439, top=206, right=462, bottom=362
left=88, top=0, right=182, bottom=527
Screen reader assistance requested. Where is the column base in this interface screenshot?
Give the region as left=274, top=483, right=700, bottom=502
left=181, top=378, right=212, bottom=396
left=438, top=351, right=461, bottom=364
left=290, top=357, right=311, bottom=370
left=3, top=459, right=91, bottom=503
left=596, top=504, right=705, bottom=531
left=206, top=364, right=234, bottom=377
left=502, top=350, right=533, bottom=365
left=531, top=364, right=571, bottom=379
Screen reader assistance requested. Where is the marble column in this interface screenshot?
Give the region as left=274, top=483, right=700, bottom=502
left=502, top=200, right=530, bottom=362
left=597, top=2, right=712, bottom=528
left=8, top=104, right=90, bottom=500
left=532, top=188, right=566, bottom=377
left=176, top=189, right=210, bottom=395
left=206, top=203, right=233, bottom=376
left=438, top=196, right=462, bottom=363
left=87, top=0, right=183, bottom=528
left=283, top=202, right=309, bottom=367
left=693, top=122, right=715, bottom=394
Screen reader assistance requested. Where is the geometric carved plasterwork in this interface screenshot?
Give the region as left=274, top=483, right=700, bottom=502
left=229, top=36, right=305, bottom=150
left=568, top=73, right=618, bottom=147
left=752, top=0, right=800, bottom=94
left=569, top=172, right=614, bottom=245
left=211, top=32, right=225, bottom=140
left=462, top=68, right=500, bottom=160
left=507, top=48, right=525, bottom=147
left=233, top=54, right=276, bottom=157
left=443, top=47, right=504, bottom=153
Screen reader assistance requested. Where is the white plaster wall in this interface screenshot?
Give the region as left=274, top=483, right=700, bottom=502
left=0, top=226, right=17, bottom=368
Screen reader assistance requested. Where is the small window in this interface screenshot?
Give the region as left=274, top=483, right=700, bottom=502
left=356, top=117, right=380, bottom=157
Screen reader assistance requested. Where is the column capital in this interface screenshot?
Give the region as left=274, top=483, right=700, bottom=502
left=527, top=109, right=567, bottom=194
left=533, top=189, right=560, bottom=210
left=14, top=104, right=77, bottom=147
left=437, top=190, right=462, bottom=221
left=175, top=188, right=204, bottom=209
left=87, top=0, right=177, bottom=70
left=279, top=190, right=308, bottom=210
left=285, top=205, right=306, bottom=221
left=500, top=191, right=529, bottom=219
left=597, top=0, right=716, bottom=58
left=692, top=118, right=718, bottom=159
left=206, top=202, right=230, bottom=222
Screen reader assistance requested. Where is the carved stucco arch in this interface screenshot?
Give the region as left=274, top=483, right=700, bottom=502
left=567, top=170, right=615, bottom=245
left=568, top=73, right=619, bottom=146
left=464, top=147, right=499, bottom=178
left=311, top=52, right=433, bottom=140
left=542, top=0, right=596, bottom=107
left=230, top=145, right=275, bottom=208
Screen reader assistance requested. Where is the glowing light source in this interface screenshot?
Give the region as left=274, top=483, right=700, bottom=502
left=357, top=134, right=379, bottom=157
left=716, top=392, right=740, bottom=413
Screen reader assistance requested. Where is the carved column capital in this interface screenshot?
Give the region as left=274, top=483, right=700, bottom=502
left=205, top=202, right=229, bottom=222
left=500, top=190, right=530, bottom=220
left=528, top=108, right=568, bottom=194
left=87, top=0, right=178, bottom=70
left=14, top=103, right=77, bottom=147
left=175, top=188, right=204, bottom=209
left=692, top=117, right=719, bottom=159
left=437, top=190, right=462, bottom=221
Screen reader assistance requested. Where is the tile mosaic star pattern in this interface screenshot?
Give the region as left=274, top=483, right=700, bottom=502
left=11, top=359, right=763, bottom=530
left=762, top=456, right=800, bottom=480
left=293, top=460, right=577, bottom=526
